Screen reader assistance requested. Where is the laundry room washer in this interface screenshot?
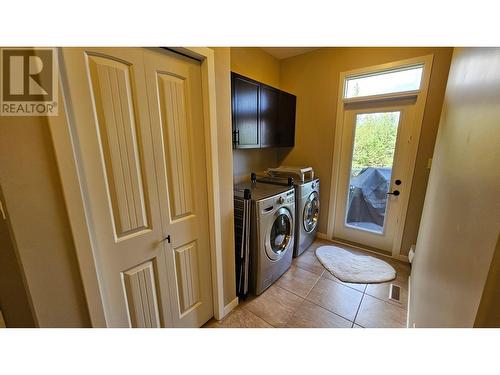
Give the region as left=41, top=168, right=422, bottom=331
left=258, top=170, right=320, bottom=257
left=234, top=180, right=295, bottom=295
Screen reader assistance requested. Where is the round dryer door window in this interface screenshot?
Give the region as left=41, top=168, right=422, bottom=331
left=303, top=191, right=320, bottom=233
left=266, top=208, right=293, bottom=261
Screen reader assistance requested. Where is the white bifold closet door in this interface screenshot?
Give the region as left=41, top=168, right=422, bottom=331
left=61, top=47, right=213, bottom=327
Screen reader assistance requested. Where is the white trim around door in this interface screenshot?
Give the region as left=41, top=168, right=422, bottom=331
left=326, top=55, right=434, bottom=260
left=48, top=47, right=226, bottom=327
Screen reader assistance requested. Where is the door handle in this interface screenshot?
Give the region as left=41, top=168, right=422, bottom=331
left=387, top=190, right=400, bottom=196
left=232, top=130, right=240, bottom=146
left=160, top=235, right=171, bottom=243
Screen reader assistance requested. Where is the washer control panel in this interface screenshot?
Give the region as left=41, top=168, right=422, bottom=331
left=259, top=188, right=295, bottom=213
left=274, top=190, right=294, bottom=206
left=284, top=190, right=295, bottom=204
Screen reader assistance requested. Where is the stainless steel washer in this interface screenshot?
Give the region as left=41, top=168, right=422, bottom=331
left=234, top=181, right=295, bottom=295
left=257, top=176, right=320, bottom=257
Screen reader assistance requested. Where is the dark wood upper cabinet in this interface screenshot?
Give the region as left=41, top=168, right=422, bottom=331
left=231, top=72, right=296, bottom=149
left=277, top=91, right=296, bottom=147
left=231, top=73, right=260, bottom=148
left=259, top=84, right=280, bottom=147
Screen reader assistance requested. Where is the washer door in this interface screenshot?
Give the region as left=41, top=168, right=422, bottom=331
left=303, top=191, right=320, bottom=233
left=265, top=207, right=293, bottom=261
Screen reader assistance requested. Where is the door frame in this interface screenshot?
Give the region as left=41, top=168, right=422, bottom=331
left=47, top=47, right=225, bottom=327
left=326, top=55, right=434, bottom=261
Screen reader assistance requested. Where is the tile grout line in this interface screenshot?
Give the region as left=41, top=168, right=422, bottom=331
left=273, top=284, right=306, bottom=327
left=244, top=284, right=305, bottom=328
left=306, top=262, right=369, bottom=293
left=352, top=292, right=365, bottom=327
left=302, top=269, right=364, bottom=325
left=293, top=263, right=324, bottom=278
left=303, top=271, right=324, bottom=300
left=302, top=272, right=359, bottom=325
left=240, top=300, right=279, bottom=328
left=363, top=289, right=408, bottom=311
left=275, top=277, right=354, bottom=328
left=304, top=298, right=356, bottom=326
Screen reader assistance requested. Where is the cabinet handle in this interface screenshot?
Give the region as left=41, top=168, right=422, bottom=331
left=160, top=235, right=171, bottom=243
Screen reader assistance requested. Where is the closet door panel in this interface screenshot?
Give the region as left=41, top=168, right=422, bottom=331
left=144, top=48, right=214, bottom=327
left=61, top=48, right=174, bottom=327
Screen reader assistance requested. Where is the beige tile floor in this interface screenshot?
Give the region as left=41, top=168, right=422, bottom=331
left=204, top=239, right=410, bottom=328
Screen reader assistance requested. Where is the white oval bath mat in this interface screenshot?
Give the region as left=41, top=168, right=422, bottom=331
left=315, top=245, right=396, bottom=283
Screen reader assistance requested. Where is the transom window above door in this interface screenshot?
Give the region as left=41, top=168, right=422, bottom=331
left=344, top=65, right=424, bottom=99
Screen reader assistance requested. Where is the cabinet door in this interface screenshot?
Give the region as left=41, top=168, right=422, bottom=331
left=260, top=85, right=280, bottom=148
left=232, top=74, right=260, bottom=148
left=278, top=91, right=296, bottom=147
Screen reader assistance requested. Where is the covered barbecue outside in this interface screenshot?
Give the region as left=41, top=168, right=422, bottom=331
left=346, top=167, right=392, bottom=233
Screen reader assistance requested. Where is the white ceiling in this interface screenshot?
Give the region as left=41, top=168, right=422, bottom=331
left=261, top=47, right=318, bottom=60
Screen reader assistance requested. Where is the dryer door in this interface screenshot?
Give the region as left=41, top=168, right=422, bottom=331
left=303, top=191, right=320, bottom=233
left=265, top=207, right=293, bottom=261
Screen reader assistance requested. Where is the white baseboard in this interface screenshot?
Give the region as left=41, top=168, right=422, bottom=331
left=395, top=254, right=410, bottom=263
left=221, top=296, right=239, bottom=319
left=407, top=275, right=412, bottom=328
left=316, top=232, right=328, bottom=240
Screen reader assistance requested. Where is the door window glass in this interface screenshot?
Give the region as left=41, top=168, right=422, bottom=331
left=345, top=111, right=400, bottom=234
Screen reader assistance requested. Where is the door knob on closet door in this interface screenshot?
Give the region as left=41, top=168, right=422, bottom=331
left=160, top=235, right=171, bottom=243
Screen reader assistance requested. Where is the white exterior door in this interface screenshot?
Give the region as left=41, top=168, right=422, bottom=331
left=333, top=100, right=416, bottom=253
left=60, top=47, right=212, bottom=327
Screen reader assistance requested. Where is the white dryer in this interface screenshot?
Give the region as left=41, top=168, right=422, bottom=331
left=234, top=180, right=295, bottom=295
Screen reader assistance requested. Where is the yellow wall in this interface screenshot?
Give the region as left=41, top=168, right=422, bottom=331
left=278, top=47, right=453, bottom=255
left=230, top=48, right=283, bottom=183
left=408, top=48, right=500, bottom=327
left=0, top=116, right=91, bottom=327
left=230, top=47, right=280, bottom=87
left=0, top=186, right=36, bottom=327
